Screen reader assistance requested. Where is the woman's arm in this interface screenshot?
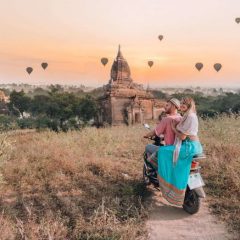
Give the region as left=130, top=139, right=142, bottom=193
left=171, top=121, right=187, bottom=140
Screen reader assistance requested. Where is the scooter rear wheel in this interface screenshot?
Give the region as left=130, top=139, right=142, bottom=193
left=183, top=186, right=201, bottom=214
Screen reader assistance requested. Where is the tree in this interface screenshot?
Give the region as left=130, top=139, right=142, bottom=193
left=150, top=90, right=167, bottom=99
left=30, top=95, right=51, bottom=116
left=49, top=84, right=64, bottom=94
left=184, top=89, right=194, bottom=94
left=8, top=90, right=31, bottom=117
left=76, top=95, right=98, bottom=123
left=213, top=93, right=240, bottom=114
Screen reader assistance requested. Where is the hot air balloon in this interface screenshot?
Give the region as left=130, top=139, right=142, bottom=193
left=148, top=61, right=154, bottom=68
left=195, top=62, right=203, bottom=71
left=101, top=58, right=108, bottom=66
left=41, top=62, right=48, bottom=70
left=235, top=18, right=240, bottom=24
left=26, top=67, right=33, bottom=75
left=158, top=35, right=164, bottom=41
left=214, top=63, right=222, bottom=72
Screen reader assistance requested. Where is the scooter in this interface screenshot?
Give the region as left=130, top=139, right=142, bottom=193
left=143, top=123, right=206, bottom=214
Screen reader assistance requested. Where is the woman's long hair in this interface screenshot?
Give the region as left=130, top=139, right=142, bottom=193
left=182, top=97, right=196, bottom=113
left=180, top=97, right=197, bottom=123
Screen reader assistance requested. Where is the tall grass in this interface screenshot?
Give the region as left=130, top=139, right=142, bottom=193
left=0, top=133, right=11, bottom=184
left=200, top=114, right=240, bottom=233
left=0, top=115, right=239, bottom=239
left=0, top=126, right=148, bottom=239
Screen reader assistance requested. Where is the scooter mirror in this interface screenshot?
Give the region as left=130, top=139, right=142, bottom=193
left=143, top=123, right=150, bottom=130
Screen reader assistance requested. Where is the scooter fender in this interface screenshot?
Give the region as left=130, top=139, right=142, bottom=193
left=193, top=186, right=206, bottom=198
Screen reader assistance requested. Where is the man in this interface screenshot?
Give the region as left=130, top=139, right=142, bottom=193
left=143, top=98, right=182, bottom=169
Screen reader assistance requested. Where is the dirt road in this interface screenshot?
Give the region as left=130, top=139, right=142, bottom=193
left=146, top=189, right=236, bottom=240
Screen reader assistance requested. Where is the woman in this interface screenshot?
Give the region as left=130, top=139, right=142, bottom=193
left=157, top=97, right=203, bottom=207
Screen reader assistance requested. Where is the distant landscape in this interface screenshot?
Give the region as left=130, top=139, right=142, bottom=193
left=0, top=83, right=239, bottom=132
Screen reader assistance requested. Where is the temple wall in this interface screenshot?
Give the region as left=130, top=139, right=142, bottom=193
left=110, top=97, right=131, bottom=125
left=153, top=107, right=165, bottom=120
left=98, top=96, right=166, bottom=125
left=140, top=99, right=154, bottom=120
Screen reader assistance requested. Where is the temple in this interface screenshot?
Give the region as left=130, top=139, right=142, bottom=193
left=97, top=46, right=165, bottom=125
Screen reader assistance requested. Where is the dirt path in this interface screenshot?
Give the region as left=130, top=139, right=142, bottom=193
left=146, top=188, right=236, bottom=240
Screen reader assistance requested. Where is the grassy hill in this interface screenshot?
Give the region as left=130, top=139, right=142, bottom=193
left=0, top=115, right=239, bottom=239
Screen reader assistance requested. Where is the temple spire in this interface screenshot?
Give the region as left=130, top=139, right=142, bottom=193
left=117, top=44, right=123, bottom=58
left=109, top=45, right=132, bottom=84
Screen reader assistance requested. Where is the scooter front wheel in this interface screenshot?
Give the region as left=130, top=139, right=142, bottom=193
left=143, top=164, right=151, bottom=186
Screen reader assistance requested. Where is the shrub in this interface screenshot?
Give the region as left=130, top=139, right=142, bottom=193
left=0, top=115, right=17, bottom=130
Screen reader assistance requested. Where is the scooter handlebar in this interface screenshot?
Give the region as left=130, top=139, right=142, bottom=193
left=144, top=136, right=155, bottom=140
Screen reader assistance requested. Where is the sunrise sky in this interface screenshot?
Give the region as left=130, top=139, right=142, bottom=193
left=0, top=0, right=239, bottom=87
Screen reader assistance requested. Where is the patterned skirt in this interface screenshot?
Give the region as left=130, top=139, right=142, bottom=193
left=157, top=140, right=203, bottom=206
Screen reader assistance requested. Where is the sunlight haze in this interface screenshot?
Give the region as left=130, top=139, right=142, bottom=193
left=0, top=0, right=239, bottom=87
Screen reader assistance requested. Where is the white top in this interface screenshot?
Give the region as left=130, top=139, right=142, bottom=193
left=173, top=112, right=199, bottom=164
left=176, top=112, right=198, bottom=136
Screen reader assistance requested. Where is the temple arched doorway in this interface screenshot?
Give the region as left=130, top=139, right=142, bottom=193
left=135, top=113, right=141, bottom=123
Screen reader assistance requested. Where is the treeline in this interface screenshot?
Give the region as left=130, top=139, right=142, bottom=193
left=0, top=87, right=239, bottom=132
left=0, top=86, right=98, bottom=132
left=151, top=90, right=240, bottom=117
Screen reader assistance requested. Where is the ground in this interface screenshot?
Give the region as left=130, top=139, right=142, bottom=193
left=147, top=189, right=235, bottom=240
left=0, top=115, right=239, bottom=239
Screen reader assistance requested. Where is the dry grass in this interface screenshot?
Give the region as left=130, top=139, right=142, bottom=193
left=200, top=114, right=240, bottom=233
left=0, top=115, right=239, bottom=239
left=0, top=126, right=148, bottom=240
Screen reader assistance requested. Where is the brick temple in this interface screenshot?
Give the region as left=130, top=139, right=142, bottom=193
left=97, top=46, right=165, bottom=126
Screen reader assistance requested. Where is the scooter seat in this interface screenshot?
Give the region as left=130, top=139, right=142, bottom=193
left=193, top=153, right=206, bottom=160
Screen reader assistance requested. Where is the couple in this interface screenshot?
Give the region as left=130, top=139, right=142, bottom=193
left=144, top=97, right=203, bottom=206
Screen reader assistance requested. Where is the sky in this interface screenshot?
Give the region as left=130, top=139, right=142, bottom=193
left=0, top=0, right=239, bottom=88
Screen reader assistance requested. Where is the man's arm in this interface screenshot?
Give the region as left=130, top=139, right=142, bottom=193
left=155, top=119, right=167, bottom=137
